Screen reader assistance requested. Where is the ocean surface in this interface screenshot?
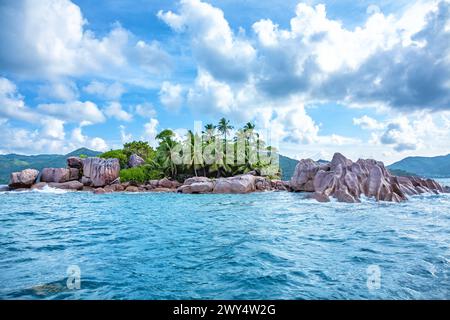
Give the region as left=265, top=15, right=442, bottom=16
left=0, top=179, right=449, bottom=300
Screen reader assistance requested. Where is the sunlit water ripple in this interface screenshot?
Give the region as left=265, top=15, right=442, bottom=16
left=0, top=180, right=449, bottom=299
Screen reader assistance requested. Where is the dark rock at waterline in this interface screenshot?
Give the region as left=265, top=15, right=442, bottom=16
left=125, top=186, right=139, bottom=192
left=255, top=176, right=272, bottom=191
left=9, top=169, right=39, bottom=189
left=270, top=180, right=291, bottom=191
left=291, top=152, right=446, bottom=203
left=93, top=188, right=107, bottom=194
left=104, top=184, right=124, bottom=192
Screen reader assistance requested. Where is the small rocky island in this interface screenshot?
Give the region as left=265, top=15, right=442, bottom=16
left=5, top=152, right=448, bottom=203
left=290, top=153, right=447, bottom=202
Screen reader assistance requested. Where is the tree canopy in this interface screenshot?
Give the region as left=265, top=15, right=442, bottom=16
left=100, top=119, right=279, bottom=182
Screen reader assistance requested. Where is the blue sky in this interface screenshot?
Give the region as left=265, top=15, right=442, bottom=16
left=1, top=0, right=449, bottom=164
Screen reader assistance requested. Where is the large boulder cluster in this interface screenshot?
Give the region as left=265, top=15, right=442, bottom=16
left=9, top=169, right=39, bottom=189
left=6, top=152, right=447, bottom=202
left=177, top=174, right=286, bottom=194
left=8, top=156, right=120, bottom=191
left=291, top=153, right=446, bottom=203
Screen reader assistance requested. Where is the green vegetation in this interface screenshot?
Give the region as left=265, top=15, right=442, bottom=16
left=123, top=141, right=155, bottom=160
left=102, top=118, right=280, bottom=183
left=100, top=149, right=128, bottom=168
left=119, top=166, right=162, bottom=183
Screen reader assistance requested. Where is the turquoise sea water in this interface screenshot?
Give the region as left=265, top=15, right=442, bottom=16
left=0, top=182, right=449, bottom=299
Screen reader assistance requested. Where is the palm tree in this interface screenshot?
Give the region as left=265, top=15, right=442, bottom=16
left=202, top=123, right=216, bottom=142
left=185, top=130, right=203, bottom=177
left=243, top=122, right=255, bottom=132
left=217, top=118, right=234, bottom=168
left=155, top=129, right=178, bottom=178
left=217, top=118, right=233, bottom=144
left=156, top=129, right=175, bottom=141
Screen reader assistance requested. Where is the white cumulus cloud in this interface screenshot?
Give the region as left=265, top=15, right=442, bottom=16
left=159, top=81, right=184, bottom=112
left=104, top=102, right=133, bottom=122
left=83, top=81, right=125, bottom=100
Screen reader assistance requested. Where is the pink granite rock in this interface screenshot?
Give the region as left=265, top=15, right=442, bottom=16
left=9, top=169, right=39, bottom=189
left=81, top=157, right=120, bottom=187
left=290, top=152, right=445, bottom=203
left=213, top=174, right=256, bottom=194
left=290, top=159, right=319, bottom=191
left=41, top=168, right=79, bottom=183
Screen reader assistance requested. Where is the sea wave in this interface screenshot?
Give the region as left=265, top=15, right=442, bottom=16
left=2, top=185, right=68, bottom=194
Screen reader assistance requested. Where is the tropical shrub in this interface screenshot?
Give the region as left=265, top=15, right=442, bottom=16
left=100, top=149, right=128, bottom=169
left=123, top=141, right=155, bottom=160
left=119, top=165, right=163, bottom=183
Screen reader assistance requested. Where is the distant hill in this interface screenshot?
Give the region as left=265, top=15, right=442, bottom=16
left=65, top=148, right=101, bottom=158
left=387, top=168, right=417, bottom=177
left=388, top=154, right=450, bottom=178
left=0, top=148, right=101, bottom=184
left=279, top=155, right=298, bottom=181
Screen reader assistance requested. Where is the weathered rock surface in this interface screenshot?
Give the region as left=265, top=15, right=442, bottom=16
left=125, top=186, right=139, bottom=192
left=271, top=180, right=291, bottom=191
left=177, top=175, right=281, bottom=194
left=94, top=188, right=107, bottom=194
left=67, top=157, right=83, bottom=169
left=291, top=152, right=446, bottom=203
left=213, top=174, right=256, bottom=194
left=128, top=154, right=145, bottom=168
left=255, top=176, right=272, bottom=191
left=158, top=178, right=181, bottom=189
left=9, top=169, right=39, bottom=189
left=81, top=157, right=120, bottom=187
left=40, top=168, right=80, bottom=183
left=183, top=176, right=211, bottom=185
left=31, top=182, right=48, bottom=190
left=290, top=159, right=319, bottom=192
left=177, top=177, right=211, bottom=193
left=152, top=187, right=175, bottom=192
left=182, top=181, right=215, bottom=194
left=104, top=184, right=124, bottom=192
left=48, top=181, right=84, bottom=191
